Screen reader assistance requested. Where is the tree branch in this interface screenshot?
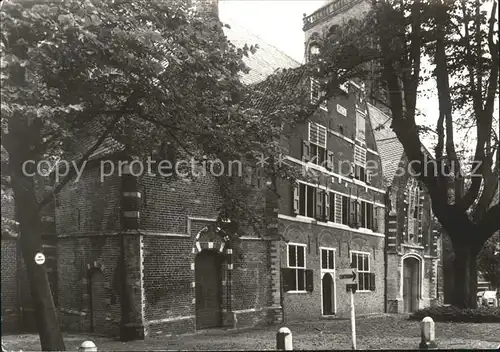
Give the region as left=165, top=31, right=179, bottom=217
left=37, top=106, right=133, bottom=210
left=477, top=202, right=500, bottom=245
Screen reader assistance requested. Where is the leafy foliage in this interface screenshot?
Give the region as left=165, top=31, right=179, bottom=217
left=409, top=305, right=500, bottom=323
left=478, top=232, right=500, bottom=289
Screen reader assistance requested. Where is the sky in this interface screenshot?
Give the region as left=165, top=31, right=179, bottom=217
left=219, top=0, right=440, bottom=151
left=219, top=0, right=325, bottom=63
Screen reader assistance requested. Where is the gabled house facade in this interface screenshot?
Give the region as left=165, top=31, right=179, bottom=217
left=276, top=80, right=387, bottom=321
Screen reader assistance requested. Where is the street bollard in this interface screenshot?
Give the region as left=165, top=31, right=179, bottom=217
left=419, top=316, right=437, bottom=350
left=276, top=327, right=293, bottom=351
left=79, top=341, right=97, bottom=352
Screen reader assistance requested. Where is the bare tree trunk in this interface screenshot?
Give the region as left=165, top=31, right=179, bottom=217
left=451, top=240, right=479, bottom=308
left=12, top=176, right=66, bottom=351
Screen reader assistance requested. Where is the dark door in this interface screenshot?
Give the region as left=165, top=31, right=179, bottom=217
left=90, top=270, right=107, bottom=333
left=322, top=273, right=335, bottom=315
left=195, top=251, right=222, bottom=329
left=403, top=258, right=419, bottom=313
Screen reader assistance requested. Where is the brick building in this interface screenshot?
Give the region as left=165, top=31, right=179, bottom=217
left=1, top=0, right=443, bottom=339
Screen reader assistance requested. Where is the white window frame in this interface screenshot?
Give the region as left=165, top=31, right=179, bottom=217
left=311, top=78, right=328, bottom=111
left=298, top=182, right=316, bottom=219
left=350, top=250, right=371, bottom=292
left=308, top=122, right=328, bottom=167
left=308, top=122, right=327, bottom=148
left=320, top=247, right=337, bottom=316
left=287, top=243, right=307, bottom=293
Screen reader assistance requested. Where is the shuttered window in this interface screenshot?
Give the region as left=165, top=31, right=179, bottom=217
left=283, top=244, right=313, bottom=292
left=309, top=123, right=327, bottom=148
left=354, top=145, right=366, bottom=166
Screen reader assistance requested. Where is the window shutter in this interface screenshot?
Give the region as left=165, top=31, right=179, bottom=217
left=349, top=199, right=356, bottom=227
left=293, top=183, right=300, bottom=216
left=356, top=201, right=362, bottom=228
left=350, top=162, right=355, bottom=177
left=282, top=268, right=295, bottom=292
left=369, top=273, right=376, bottom=291
left=326, top=150, right=334, bottom=171
left=316, top=188, right=323, bottom=220
left=335, top=194, right=342, bottom=223
left=302, top=140, right=310, bottom=162
left=355, top=165, right=360, bottom=179
left=325, top=192, right=330, bottom=222
left=373, top=206, right=379, bottom=232
left=305, top=269, right=314, bottom=292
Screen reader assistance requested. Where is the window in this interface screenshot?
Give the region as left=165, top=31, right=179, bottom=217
left=350, top=251, right=375, bottom=291
left=311, top=79, right=327, bottom=110
left=309, top=43, right=321, bottom=62
left=321, top=248, right=335, bottom=270
left=282, top=244, right=313, bottom=292
left=341, top=195, right=349, bottom=225
left=406, top=178, right=421, bottom=243
left=303, top=123, right=333, bottom=169
left=356, top=111, right=366, bottom=141
left=296, top=183, right=315, bottom=218
left=354, top=145, right=367, bottom=182
left=360, top=201, right=375, bottom=230
left=309, top=122, right=327, bottom=165
left=328, top=192, right=335, bottom=222
left=294, top=182, right=329, bottom=222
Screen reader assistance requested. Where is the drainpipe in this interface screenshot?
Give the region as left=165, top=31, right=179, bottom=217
left=279, top=243, right=285, bottom=325
left=383, top=190, right=389, bottom=313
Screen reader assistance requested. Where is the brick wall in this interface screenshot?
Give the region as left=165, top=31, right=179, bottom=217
left=55, top=165, right=121, bottom=235
left=279, top=218, right=385, bottom=321
left=57, top=236, right=122, bottom=336
left=1, top=239, right=19, bottom=332
left=55, top=163, right=123, bottom=336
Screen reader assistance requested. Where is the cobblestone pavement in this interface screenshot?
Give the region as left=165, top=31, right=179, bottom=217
left=2, top=314, right=499, bottom=350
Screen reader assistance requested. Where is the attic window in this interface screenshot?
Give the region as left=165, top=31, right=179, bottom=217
left=311, top=79, right=327, bottom=111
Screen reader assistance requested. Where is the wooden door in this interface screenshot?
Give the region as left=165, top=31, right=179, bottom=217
left=322, top=273, right=335, bottom=315
left=195, top=251, right=222, bottom=329
left=403, top=258, right=418, bottom=313
left=90, top=270, right=107, bottom=333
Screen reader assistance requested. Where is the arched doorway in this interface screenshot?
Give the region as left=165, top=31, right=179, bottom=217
left=89, top=269, right=107, bottom=333
left=195, top=250, right=223, bottom=329
left=403, top=257, right=420, bottom=313
left=322, top=273, right=335, bottom=315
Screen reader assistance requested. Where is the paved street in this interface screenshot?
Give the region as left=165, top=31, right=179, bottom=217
left=2, top=315, right=499, bottom=350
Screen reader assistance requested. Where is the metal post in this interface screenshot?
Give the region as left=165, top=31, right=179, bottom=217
left=276, top=327, right=293, bottom=351
left=350, top=288, right=356, bottom=350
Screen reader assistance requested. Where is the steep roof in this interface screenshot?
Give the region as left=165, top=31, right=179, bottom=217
left=222, top=18, right=301, bottom=85
left=367, top=103, right=405, bottom=188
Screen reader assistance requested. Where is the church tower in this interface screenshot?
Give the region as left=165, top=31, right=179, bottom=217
left=302, top=0, right=372, bottom=63
left=302, top=0, right=390, bottom=112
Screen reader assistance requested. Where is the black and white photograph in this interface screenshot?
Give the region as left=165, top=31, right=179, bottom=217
left=1, top=0, right=499, bottom=350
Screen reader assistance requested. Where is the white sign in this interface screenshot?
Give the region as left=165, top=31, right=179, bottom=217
left=336, top=104, right=347, bottom=117
left=34, top=252, right=45, bottom=265
left=338, top=268, right=359, bottom=285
